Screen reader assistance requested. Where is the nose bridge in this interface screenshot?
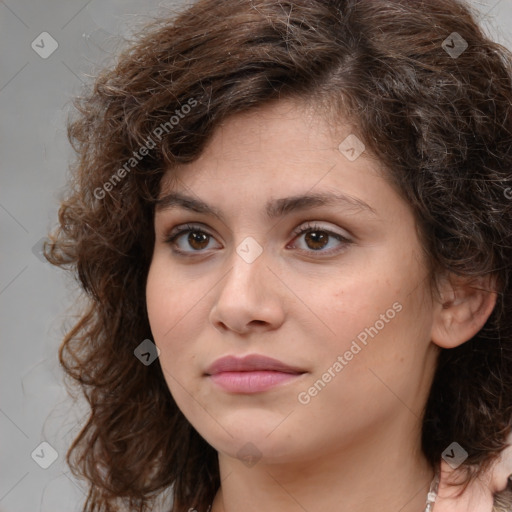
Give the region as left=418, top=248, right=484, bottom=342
left=210, top=237, right=284, bottom=332
left=222, top=238, right=267, bottom=296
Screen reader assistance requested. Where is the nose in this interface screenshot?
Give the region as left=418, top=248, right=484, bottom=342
left=209, top=245, right=286, bottom=335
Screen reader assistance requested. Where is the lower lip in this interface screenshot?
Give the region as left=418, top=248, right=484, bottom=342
left=208, top=371, right=304, bottom=393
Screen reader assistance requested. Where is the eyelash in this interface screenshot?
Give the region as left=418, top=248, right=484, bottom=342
left=163, top=222, right=352, bottom=257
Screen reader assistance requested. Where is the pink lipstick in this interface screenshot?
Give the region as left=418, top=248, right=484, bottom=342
left=205, top=354, right=306, bottom=393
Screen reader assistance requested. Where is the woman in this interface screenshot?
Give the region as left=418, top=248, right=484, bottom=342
left=46, top=0, right=512, bottom=510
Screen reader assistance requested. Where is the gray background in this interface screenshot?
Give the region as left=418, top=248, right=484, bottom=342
left=1, top=1, right=511, bottom=511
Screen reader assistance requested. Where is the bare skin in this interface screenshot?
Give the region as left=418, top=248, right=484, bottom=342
left=146, top=99, right=497, bottom=512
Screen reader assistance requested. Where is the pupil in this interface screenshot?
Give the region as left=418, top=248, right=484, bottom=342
left=305, top=231, right=328, bottom=250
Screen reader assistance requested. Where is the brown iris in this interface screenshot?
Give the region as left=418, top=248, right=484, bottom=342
left=188, top=231, right=210, bottom=250
left=304, top=230, right=328, bottom=250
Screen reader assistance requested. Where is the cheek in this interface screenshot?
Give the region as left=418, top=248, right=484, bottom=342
left=146, top=260, right=190, bottom=380
left=146, top=257, right=198, bottom=339
left=145, top=257, right=212, bottom=379
left=308, top=259, right=431, bottom=381
left=146, top=261, right=172, bottom=339
left=307, top=271, right=401, bottom=342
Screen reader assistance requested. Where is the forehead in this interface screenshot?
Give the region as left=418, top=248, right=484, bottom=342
left=153, top=97, right=420, bottom=239
left=159, top=98, right=386, bottom=194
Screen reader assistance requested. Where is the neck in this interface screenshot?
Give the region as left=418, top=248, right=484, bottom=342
left=211, top=422, right=435, bottom=512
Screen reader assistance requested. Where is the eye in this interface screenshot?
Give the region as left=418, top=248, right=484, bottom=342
left=163, top=222, right=351, bottom=257
left=287, top=222, right=352, bottom=255
left=163, top=224, right=221, bottom=254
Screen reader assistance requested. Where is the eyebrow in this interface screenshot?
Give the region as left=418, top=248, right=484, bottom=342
left=154, top=190, right=377, bottom=220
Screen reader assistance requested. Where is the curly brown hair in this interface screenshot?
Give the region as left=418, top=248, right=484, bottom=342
left=46, top=0, right=512, bottom=510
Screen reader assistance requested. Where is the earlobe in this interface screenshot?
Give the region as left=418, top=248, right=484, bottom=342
left=431, top=274, right=497, bottom=349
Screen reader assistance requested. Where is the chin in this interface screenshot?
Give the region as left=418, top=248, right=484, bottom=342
left=177, top=395, right=318, bottom=463
left=198, top=421, right=312, bottom=466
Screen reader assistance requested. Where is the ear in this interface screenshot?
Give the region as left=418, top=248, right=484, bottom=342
left=431, top=273, right=498, bottom=349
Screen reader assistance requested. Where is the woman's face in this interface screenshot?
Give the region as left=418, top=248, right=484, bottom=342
left=146, top=99, right=440, bottom=465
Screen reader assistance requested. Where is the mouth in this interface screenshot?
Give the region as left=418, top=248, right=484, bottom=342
left=205, top=354, right=307, bottom=393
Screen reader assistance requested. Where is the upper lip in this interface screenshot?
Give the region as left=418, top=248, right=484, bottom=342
left=205, top=355, right=306, bottom=375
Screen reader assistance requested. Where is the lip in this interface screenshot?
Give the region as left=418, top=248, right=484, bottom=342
left=205, top=355, right=307, bottom=393
left=205, top=354, right=305, bottom=375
